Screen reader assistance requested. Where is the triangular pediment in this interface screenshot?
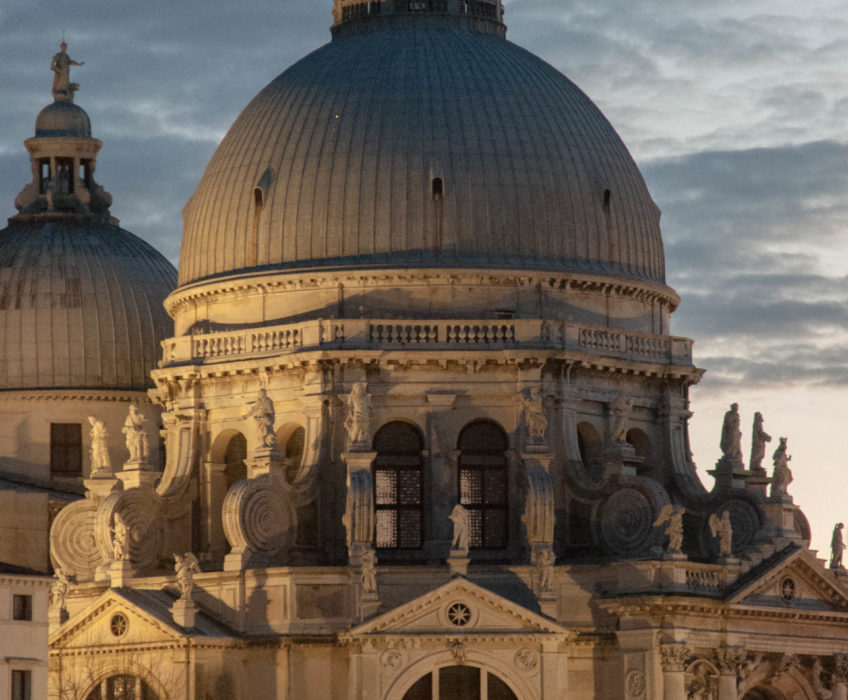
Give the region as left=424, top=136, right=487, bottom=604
left=50, top=587, right=235, bottom=650
left=728, top=547, right=848, bottom=613
left=343, top=578, right=570, bottom=642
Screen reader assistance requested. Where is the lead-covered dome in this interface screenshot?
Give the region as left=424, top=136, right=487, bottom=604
left=0, top=220, right=176, bottom=389
left=179, top=13, right=665, bottom=288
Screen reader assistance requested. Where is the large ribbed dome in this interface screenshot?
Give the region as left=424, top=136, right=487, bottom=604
left=0, top=219, right=176, bottom=390
left=179, top=15, right=665, bottom=287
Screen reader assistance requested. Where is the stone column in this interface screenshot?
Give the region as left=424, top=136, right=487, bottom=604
left=201, top=461, right=228, bottom=561
left=833, top=654, right=848, bottom=700
left=342, top=451, right=377, bottom=566
left=715, top=646, right=745, bottom=700
left=660, top=643, right=689, bottom=700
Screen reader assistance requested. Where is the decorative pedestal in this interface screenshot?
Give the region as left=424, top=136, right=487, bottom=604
left=84, top=475, right=122, bottom=500
left=761, top=501, right=804, bottom=543
left=248, top=446, right=286, bottom=479
left=116, top=463, right=159, bottom=490
left=662, top=550, right=687, bottom=562
left=358, top=591, right=380, bottom=621
left=709, top=457, right=748, bottom=492
left=170, top=598, right=197, bottom=628
left=448, top=552, right=469, bottom=578
left=604, top=443, right=642, bottom=477
left=108, top=560, right=133, bottom=588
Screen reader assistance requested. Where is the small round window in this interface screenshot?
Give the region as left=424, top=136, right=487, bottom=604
left=110, top=613, right=128, bottom=637
left=447, top=602, right=471, bottom=627
left=779, top=577, right=796, bottom=604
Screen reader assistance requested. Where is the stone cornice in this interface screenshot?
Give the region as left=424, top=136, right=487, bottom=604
left=0, top=389, right=150, bottom=403
left=165, top=268, right=681, bottom=318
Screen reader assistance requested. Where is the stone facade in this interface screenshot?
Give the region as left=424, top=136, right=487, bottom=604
left=34, top=4, right=848, bottom=700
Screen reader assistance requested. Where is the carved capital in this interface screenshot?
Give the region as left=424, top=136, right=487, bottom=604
left=834, top=654, right=848, bottom=684
left=715, top=646, right=746, bottom=675
left=660, top=643, right=689, bottom=673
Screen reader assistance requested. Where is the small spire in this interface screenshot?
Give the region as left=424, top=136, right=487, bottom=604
left=50, top=40, right=84, bottom=102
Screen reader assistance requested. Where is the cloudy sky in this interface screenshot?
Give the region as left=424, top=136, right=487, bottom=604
left=1, top=0, right=847, bottom=556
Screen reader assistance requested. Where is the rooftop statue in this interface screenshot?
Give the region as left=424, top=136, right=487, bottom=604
left=610, top=394, right=633, bottom=445
left=50, top=41, right=83, bottom=101
left=709, top=510, right=733, bottom=558
left=719, top=403, right=743, bottom=464
left=111, top=512, right=130, bottom=561
left=749, top=411, right=772, bottom=471
left=831, top=523, right=845, bottom=570
left=449, top=504, right=470, bottom=555
left=344, top=382, right=373, bottom=449
left=122, top=405, right=149, bottom=464
left=653, top=504, right=685, bottom=554
left=246, top=388, right=277, bottom=449
left=521, top=387, right=548, bottom=445
left=88, top=416, right=111, bottom=476
left=770, top=437, right=793, bottom=499
left=174, top=552, right=201, bottom=600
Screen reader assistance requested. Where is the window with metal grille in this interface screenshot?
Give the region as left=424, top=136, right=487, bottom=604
left=50, top=423, right=82, bottom=475
left=458, top=421, right=509, bottom=549
left=374, top=422, right=424, bottom=549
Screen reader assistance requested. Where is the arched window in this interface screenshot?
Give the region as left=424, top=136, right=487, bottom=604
left=282, top=425, right=305, bottom=482
left=626, top=428, right=652, bottom=472
left=458, top=421, right=509, bottom=550
left=402, top=666, right=517, bottom=700
left=374, top=422, right=424, bottom=549
left=224, top=432, right=247, bottom=489
left=85, top=675, right=158, bottom=700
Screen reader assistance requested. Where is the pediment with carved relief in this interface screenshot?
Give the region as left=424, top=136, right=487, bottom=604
left=727, top=547, right=848, bottom=613
left=343, top=577, right=570, bottom=643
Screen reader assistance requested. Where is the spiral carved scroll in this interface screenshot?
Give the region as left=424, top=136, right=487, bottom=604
left=50, top=499, right=102, bottom=580
left=95, top=489, right=164, bottom=570
left=222, top=474, right=295, bottom=560
left=599, top=480, right=668, bottom=557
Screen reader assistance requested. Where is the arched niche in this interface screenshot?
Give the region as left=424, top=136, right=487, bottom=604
left=373, top=420, right=425, bottom=551
left=576, top=421, right=604, bottom=480
left=276, top=422, right=306, bottom=482
left=221, top=432, right=247, bottom=489
left=402, top=666, right=517, bottom=700
left=626, top=427, right=653, bottom=472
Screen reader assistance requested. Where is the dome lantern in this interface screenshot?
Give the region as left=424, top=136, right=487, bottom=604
left=331, top=0, right=505, bottom=37
left=13, top=42, right=113, bottom=221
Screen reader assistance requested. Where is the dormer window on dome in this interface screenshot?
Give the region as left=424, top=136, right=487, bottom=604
left=12, top=42, right=113, bottom=222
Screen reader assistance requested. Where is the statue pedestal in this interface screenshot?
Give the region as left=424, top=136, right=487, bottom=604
left=358, top=591, right=380, bottom=621
left=249, top=446, right=285, bottom=479
left=170, top=598, right=197, bottom=628
left=761, top=501, right=803, bottom=543
left=604, top=444, right=642, bottom=477
left=84, top=475, right=122, bottom=500
left=537, top=593, right=557, bottom=618
left=116, top=463, right=158, bottom=491
left=448, top=552, right=470, bottom=578
left=224, top=548, right=258, bottom=572
left=661, top=550, right=687, bottom=562
left=109, top=560, right=133, bottom=588
left=744, top=470, right=772, bottom=497
left=709, top=457, right=748, bottom=491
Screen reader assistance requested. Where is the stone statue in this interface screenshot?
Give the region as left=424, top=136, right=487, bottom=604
left=536, top=548, right=556, bottom=593
left=831, top=523, right=845, bottom=570
left=770, top=437, right=793, bottom=498
left=521, top=388, right=548, bottom=444
left=174, top=552, right=201, bottom=600
left=810, top=658, right=833, bottom=700
left=88, top=416, right=111, bottom=475
left=749, top=411, right=771, bottom=471
left=610, top=394, right=633, bottom=445
left=709, top=510, right=733, bottom=558
left=359, top=548, right=377, bottom=594
left=719, top=403, right=743, bottom=463
left=50, top=42, right=83, bottom=100
left=246, top=388, right=277, bottom=448
left=50, top=568, right=71, bottom=611
left=653, top=504, right=685, bottom=553
left=344, top=382, right=373, bottom=447
left=449, top=504, right=470, bottom=554
left=122, top=405, right=149, bottom=464
left=111, top=512, right=130, bottom=561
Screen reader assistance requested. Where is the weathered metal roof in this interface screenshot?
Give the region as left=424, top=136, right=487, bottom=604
left=0, top=219, right=176, bottom=390
left=179, top=16, right=665, bottom=287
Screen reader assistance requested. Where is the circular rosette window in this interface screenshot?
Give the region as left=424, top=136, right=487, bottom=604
left=598, top=480, right=669, bottom=557
left=222, top=474, right=295, bottom=561
left=50, top=499, right=102, bottom=580
left=95, top=489, right=164, bottom=570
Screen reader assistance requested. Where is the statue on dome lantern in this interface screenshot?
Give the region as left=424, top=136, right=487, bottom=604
left=50, top=41, right=83, bottom=100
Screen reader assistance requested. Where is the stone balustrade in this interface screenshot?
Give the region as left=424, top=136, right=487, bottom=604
left=159, top=318, right=693, bottom=367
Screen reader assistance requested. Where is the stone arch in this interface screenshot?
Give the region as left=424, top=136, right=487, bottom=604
left=385, top=648, right=536, bottom=700
left=740, top=663, right=820, bottom=700
left=576, top=421, right=603, bottom=480
left=685, top=657, right=719, bottom=699
left=626, top=427, right=652, bottom=467
left=276, top=421, right=306, bottom=482
left=81, top=666, right=168, bottom=700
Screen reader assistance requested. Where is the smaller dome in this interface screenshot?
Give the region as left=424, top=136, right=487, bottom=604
left=35, top=101, right=91, bottom=138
